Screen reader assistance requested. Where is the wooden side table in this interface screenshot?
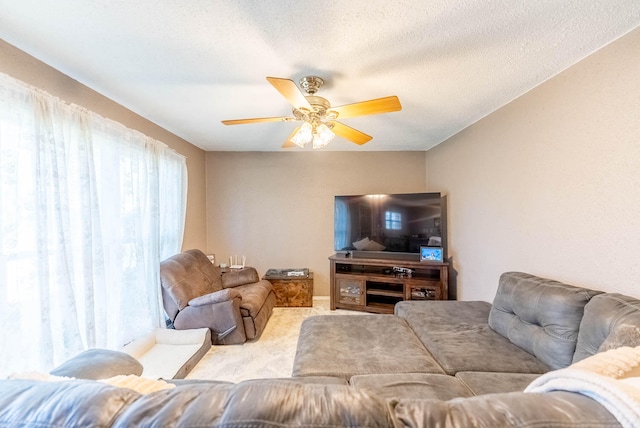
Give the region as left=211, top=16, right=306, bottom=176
left=263, top=269, right=313, bottom=307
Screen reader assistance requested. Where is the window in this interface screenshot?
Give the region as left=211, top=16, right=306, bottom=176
left=385, top=211, right=402, bottom=230
left=0, top=72, right=187, bottom=376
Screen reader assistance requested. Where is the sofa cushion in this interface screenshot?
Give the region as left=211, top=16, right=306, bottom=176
left=350, top=373, right=473, bottom=401
left=219, top=380, right=392, bottom=427
left=488, top=271, right=601, bottom=370
left=573, top=293, right=640, bottom=362
left=222, top=267, right=260, bottom=289
left=455, top=371, right=541, bottom=396
left=0, top=379, right=141, bottom=427
left=235, top=280, right=274, bottom=318
left=293, top=315, right=445, bottom=381
left=50, top=349, right=143, bottom=380
left=110, top=382, right=234, bottom=426
left=160, top=249, right=223, bottom=313
left=393, top=391, right=620, bottom=428
left=396, top=300, right=492, bottom=329
left=398, top=300, right=550, bottom=375
left=412, top=323, right=550, bottom=375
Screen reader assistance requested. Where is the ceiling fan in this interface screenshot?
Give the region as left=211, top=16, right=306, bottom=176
left=221, top=76, right=402, bottom=149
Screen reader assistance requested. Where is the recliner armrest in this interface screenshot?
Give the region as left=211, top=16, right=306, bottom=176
left=188, top=288, right=241, bottom=307
left=176, top=290, right=247, bottom=344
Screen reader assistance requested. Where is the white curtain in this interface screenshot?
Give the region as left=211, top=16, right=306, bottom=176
left=0, top=72, right=188, bottom=377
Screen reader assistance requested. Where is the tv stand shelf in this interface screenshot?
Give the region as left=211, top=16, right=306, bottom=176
left=329, top=254, right=449, bottom=314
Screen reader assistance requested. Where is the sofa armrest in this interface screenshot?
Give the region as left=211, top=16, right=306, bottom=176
left=188, top=288, right=241, bottom=307
left=222, top=267, right=260, bottom=288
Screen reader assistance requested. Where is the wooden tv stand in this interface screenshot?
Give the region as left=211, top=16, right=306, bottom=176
left=329, top=253, right=449, bottom=314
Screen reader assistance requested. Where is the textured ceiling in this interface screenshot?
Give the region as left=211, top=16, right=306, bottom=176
left=0, top=1, right=639, bottom=151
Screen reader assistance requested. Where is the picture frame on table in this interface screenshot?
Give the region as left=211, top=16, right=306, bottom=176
left=420, top=246, right=443, bottom=262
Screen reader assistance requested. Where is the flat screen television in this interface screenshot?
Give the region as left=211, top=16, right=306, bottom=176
left=334, top=192, right=446, bottom=259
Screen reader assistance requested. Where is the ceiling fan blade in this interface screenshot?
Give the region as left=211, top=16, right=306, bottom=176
left=266, top=77, right=311, bottom=109
left=282, top=126, right=302, bottom=148
left=221, top=116, right=290, bottom=125
left=331, top=121, right=372, bottom=145
left=331, top=96, right=402, bottom=119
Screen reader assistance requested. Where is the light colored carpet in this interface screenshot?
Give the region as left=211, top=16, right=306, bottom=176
left=186, top=297, right=363, bottom=383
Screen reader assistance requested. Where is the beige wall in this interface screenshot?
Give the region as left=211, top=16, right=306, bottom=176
left=427, top=27, right=640, bottom=301
left=0, top=39, right=208, bottom=251
left=206, top=151, right=428, bottom=295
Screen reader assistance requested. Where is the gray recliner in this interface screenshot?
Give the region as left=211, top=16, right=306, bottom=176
left=159, top=249, right=276, bottom=344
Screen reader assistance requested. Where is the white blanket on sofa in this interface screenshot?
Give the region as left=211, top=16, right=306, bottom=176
left=525, top=346, right=640, bottom=428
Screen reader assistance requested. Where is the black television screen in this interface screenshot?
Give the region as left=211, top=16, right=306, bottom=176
left=334, top=192, right=446, bottom=256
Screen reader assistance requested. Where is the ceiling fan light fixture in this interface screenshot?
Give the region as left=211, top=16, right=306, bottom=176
left=312, top=123, right=335, bottom=149
left=222, top=75, right=401, bottom=149
left=291, top=121, right=313, bottom=147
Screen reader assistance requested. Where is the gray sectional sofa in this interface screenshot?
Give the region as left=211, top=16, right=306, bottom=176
left=0, top=376, right=623, bottom=427
left=1, top=271, right=639, bottom=427
left=292, top=271, right=640, bottom=400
